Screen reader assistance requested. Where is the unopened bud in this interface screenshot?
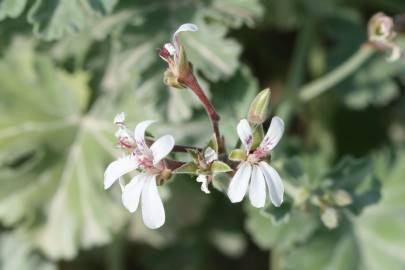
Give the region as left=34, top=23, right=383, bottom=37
left=368, top=12, right=395, bottom=42
left=248, top=88, right=271, bottom=124
left=321, top=207, right=338, bottom=229
left=333, top=189, right=352, bottom=207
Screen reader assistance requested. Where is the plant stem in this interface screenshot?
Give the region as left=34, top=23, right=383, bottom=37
left=299, top=46, right=375, bottom=101
left=179, top=72, right=224, bottom=152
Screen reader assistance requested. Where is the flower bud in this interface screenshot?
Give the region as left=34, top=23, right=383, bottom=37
left=248, top=88, right=271, bottom=124
left=368, top=12, right=395, bottom=42
left=333, top=189, right=352, bottom=207
left=321, top=207, right=338, bottom=229
left=368, top=12, right=402, bottom=62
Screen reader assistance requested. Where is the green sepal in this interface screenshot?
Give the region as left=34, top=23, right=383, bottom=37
left=206, top=134, right=219, bottom=153
left=229, top=149, right=246, bottom=161
left=211, top=161, right=233, bottom=173
left=186, top=149, right=199, bottom=163
left=177, top=44, right=191, bottom=78
left=248, top=88, right=271, bottom=124
left=174, top=162, right=198, bottom=174
left=251, top=125, right=264, bottom=150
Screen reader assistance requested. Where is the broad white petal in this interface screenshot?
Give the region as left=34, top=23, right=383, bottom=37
left=237, top=119, right=253, bottom=150
left=204, top=147, right=218, bottom=164
left=173, top=23, right=198, bottom=40
left=197, top=174, right=210, bottom=194
left=122, top=174, right=147, bottom=212
left=104, top=156, right=138, bottom=189
left=260, top=116, right=284, bottom=152
left=227, top=162, right=252, bottom=203
left=259, top=161, right=284, bottom=207
left=141, top=175, right=165, bottom=229
left=150, top=135, right=175, bottom=165
left=249, top=165, right=266, bottom=208
left=134, top=120, right=156, bottom=146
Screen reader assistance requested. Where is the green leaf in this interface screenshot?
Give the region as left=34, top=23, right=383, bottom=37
left=0, top=232, right=56, bottom=270
left=245, top=204, right=318, bottom=251
left=174, top=162, right=198, bottom=175
left=338, top=38, right=405, bottom=109
left=211, top=161, right=232, bottom=173
left=0, top=0, right=27, bottom=20
left=27, top=0, right=117, bottom=40
left=228, top=149, right=246, bottom=161
left=0, top=39, right=163, bottom=259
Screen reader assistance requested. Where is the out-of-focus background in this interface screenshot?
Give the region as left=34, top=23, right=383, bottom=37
left=0, top=0, right=404, bottom=269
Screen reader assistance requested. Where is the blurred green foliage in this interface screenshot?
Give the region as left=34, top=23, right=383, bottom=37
left=0, top=0, right=404, bottom=269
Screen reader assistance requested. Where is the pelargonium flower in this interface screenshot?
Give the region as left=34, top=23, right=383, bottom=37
left=368, top=12, right=402, bottom=62
left=159, top=23, right=198, bottom=88
left=196, top=147, right=218, bottom=194
left=104, top=116, right=175, bottom=229
left=227, top=117, right=285, bottom=208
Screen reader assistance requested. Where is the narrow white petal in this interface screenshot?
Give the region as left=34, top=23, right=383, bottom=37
left=134, top=120, right=156, bottom=145
left=197, top=174, right=210, bottom=194
left=150, top=135, right=175, bottom=165
left=122, top=174, right=147, bottom=212
left=259, top=161, right=284, bottom=207
left=141, top=175, right=165, bottom=229
left=173, top=23, right=198, bottom=40
left=249, top=165, right=266, bottom=208
left=104, top=156, right=138, bottom=189
left=260, top=116, right=284, bottom=152
left=227, top=162, right=252, bottom=203
left=204, top=147, right=218, bottom=164
left=237, top=119, right=253, bottom=150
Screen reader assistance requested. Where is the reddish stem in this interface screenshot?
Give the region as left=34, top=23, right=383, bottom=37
left=179, top=72, right=224, bottom=152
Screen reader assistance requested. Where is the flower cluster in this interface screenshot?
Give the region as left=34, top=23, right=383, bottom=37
left=104, top=24, right=285, bottom=229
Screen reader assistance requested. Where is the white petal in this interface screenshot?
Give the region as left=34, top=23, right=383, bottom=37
left=259, top=161, right=284, bottom=207
left=114, top=112, right=126, bottom=124
left=260, top=116, right=284, bottom=152
left=122, top=174, right=147, bottom=212
left=104, top=156, right=138, bottom=189
left=237, top=119, right=253, bottom=150
left=173, top=23, right=198, bottom=40
left=249, top=165, right=266, bottom=208
left=150, top=135, right=175, bottom=165
left=141, top=175, right=165, bottom=229
left=197, top=174, right=210, bottom=194
left=134, top=120, right=156, bottom=146
left=204, top=147, right=218, bottom=164
left=227, top=162, right=252, bottom=203
left=164, top=43, right=176, bottom=55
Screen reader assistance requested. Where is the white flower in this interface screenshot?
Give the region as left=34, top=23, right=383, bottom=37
left=104, top=119, right=175, bottom=229
left=227, top=117, right=285, bottom=208
left=195, top=147, right=218, bottom=194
